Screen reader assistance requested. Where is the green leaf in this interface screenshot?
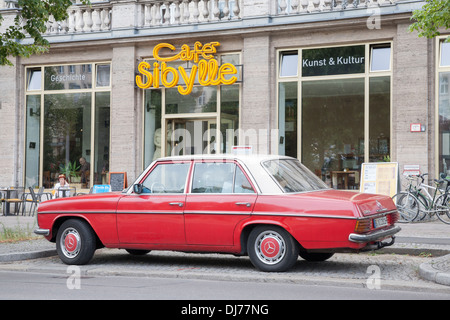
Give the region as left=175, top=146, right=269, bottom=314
left=409, top=0, right=450, bottom=41
left=0, top=0, right=91, bottom=66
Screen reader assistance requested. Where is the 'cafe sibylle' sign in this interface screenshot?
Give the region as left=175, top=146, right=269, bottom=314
left=136, top=41, right=238, bottom=95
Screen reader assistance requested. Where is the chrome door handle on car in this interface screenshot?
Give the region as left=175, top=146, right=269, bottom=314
left=235, top=202, right=251, bottom=207
left=169, top=202, right=184, bottom=207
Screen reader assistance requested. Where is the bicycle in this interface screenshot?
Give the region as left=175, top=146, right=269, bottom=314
left=433, top=175, right=450, bottom=224
left=392, top=174, right=425, bottom=222
left=392, top=173, right=450, bottom=224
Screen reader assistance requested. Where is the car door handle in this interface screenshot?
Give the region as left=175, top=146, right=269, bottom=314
left=235, top=202, right=251, bottom=207
left=169, top=202, right=184, bottom=207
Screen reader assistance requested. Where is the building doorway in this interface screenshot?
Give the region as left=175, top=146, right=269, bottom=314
left=166, top=118, right=218, bottom=156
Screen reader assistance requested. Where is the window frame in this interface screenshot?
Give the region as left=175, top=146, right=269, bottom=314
left=435, top=37, right=450, bottom=178
left=24, top=61, right=112, bottom=188
left=370, top=44, right=392, bottom=72
left=141, top=161, right=191, bottom=194
left=276, top=42, right=393, bottom=189
left=189, top=160, right=256, bottom=194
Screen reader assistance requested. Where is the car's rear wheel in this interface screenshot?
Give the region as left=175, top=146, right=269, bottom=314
left=56, top=219, right=96, bottom=265
left=247, top=226, right=299, bottom=272
left=299, top=251, right=334, bottom=261
left=125, top=249, right=151, bottom=255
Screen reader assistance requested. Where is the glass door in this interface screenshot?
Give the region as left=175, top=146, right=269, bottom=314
left=166, top=118, right=217, bottom=156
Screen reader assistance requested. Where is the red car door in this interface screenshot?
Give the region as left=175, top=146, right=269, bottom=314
left=117, top=161, right=191, bottom=245
left=184, top=161, right=257, bottom=246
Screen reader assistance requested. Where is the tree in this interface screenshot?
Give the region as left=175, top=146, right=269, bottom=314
left=409, top=0, right=450, bottom=41
left=0, top=0, right=90, bottom=66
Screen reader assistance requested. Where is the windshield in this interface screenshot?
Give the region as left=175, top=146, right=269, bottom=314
left=263, top=159, right=328, bottom=193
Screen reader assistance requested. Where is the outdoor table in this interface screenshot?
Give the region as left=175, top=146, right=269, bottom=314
left=331, top=170, right=359, bottom=190
left=57, top=187, right=76, bottom=198
left=0, top=187, right=23, bottom=216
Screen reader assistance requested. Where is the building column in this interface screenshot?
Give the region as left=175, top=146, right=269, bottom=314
left=110, top=46, right=139, bottom=185
left=392, top=23, right=432, bottom=179
left=0, top=59, right=21, bottom=186
left=241, top=35, right=273, bottom=154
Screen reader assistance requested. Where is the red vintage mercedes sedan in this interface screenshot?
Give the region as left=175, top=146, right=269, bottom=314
left=35, top=155, right=400, bottom=272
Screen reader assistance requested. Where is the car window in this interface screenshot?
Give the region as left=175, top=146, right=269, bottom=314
left=263, top=159, right=328, bottom=192
left=192, top=162, right=234, bottom=193
left=191, top=162, right=255, bottom=194
left=234, top=166, right=255, bottom=193
left=141, top=162, right=190, bottom=193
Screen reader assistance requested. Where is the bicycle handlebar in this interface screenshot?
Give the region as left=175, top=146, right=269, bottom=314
left=406, top=173, right=450, bottom=186
left=415, top=173, right=427, bottom=183
left=440, top=172, right=450, bottom=181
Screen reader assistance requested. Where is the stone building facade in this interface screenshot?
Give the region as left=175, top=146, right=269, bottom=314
left=0, top=0, right=448, bottom=192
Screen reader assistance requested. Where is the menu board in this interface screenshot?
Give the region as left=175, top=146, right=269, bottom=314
left=359, top=162, right=399, bottom=197
left=109, top=172, right=127, bottom=191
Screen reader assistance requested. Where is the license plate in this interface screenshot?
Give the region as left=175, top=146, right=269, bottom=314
left=373, top=216, right=388, bottom=228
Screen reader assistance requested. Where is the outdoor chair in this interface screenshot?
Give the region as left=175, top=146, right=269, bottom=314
left=22, top=187, right=52, bottom=216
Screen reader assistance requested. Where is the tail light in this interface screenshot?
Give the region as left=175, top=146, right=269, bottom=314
left=355, top=212, right=398, bottom=234
left=354, top=219, right=372, bottom=233
left=390, top=211, right=399, bottom=225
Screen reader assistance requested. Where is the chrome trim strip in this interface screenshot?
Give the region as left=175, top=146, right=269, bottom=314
left=39, top=210, right=356, bottom=219
left=38, top=209, right=397, bottom=220
left=251, top=212, right=357, bottom=220
left=253, top=209, right=396, bottom=220
left=117, top=211, right=183, bottom=214
left=361, top=209, right=397, bottom=219
left=39, top=211, right=115, bottom=215
left=184, top=211, right=251, bottom=215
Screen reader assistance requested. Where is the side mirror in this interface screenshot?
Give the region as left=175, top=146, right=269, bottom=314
left=133, top=183, right=143, bottom=194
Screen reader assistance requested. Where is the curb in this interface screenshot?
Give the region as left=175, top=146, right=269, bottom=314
left=0, top=249, right=57, bottom=263
left=419, top=254, right=450, bottom=287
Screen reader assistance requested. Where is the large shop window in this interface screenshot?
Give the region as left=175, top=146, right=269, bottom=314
left=24, top=63, right=111, bottom=189
left=278, top=44, right=391, bottom=189
left=438, top=40, right=450, bottom=176
left=143, top=53, right=241, bottom=168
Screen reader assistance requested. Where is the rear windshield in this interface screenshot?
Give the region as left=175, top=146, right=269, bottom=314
left=263, top=159, right=328, bottom=193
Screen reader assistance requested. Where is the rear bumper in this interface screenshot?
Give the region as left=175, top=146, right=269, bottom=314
left=348, top=225, right=401, bottom=243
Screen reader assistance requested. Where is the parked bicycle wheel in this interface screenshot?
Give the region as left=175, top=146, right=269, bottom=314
left=413, top=191, right=430, bottom=221
left=392, top=192, right=420, bottom=222
left=434, top=194, right=450, bottom=224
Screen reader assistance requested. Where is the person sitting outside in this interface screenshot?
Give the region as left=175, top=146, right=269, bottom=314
left=53, top=174, right=70, bottom=198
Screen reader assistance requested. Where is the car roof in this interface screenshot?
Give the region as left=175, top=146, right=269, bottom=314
left=155, top=154, right=292, bottom=194
left=157, top=153, right=292, bottom=163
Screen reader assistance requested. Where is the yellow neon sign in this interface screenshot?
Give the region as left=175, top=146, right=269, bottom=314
left=136, top=41, right=238, bottom=95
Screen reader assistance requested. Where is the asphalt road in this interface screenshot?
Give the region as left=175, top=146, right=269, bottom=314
left=1, top=270, right=449, bottom=301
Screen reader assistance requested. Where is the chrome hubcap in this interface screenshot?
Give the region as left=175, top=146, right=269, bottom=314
left=60, top=227, right=81, bottom=259
left=255, top=230, right=286, bottom=265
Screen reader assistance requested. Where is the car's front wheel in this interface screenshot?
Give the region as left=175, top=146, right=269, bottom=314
left=56, top=219, right=96, bottom=265
left=247, top=226, right=299, bottom=272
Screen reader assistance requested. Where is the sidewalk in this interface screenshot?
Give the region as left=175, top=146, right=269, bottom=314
left=0, top=215, right=449, bottom=286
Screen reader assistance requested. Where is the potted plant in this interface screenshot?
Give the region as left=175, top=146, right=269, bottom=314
left=59, top=161, right=80, bottom=183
